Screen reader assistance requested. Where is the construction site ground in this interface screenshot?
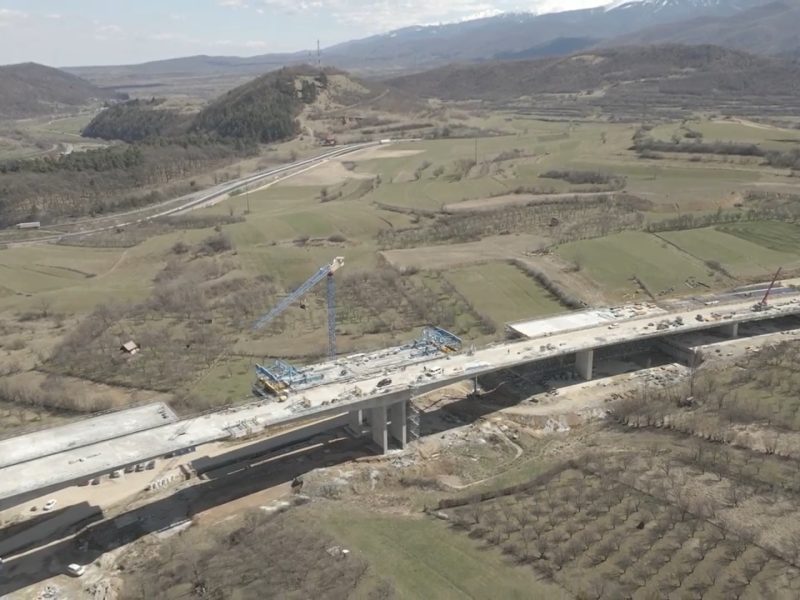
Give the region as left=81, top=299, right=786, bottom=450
left=5, top=321, right=800, bottom=600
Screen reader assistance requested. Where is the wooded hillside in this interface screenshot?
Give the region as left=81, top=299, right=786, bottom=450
left=191, top=66, right=324, bottom=143
left=388, top=44, right=800, bottom=101
left=82, top=99, right=189, bottom=143
left=0, top=62, right=121, bottom=119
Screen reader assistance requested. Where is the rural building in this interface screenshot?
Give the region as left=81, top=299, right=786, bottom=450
left=120, top=341, right=140, bottom=355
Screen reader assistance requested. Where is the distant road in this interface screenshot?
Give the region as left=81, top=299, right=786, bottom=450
left=4, top=141, right=382, bottom=248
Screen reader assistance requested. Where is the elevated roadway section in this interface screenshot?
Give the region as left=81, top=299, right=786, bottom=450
left=1, top=293, right=800, bottom=509
left=0, top=403, right=176, bottom=469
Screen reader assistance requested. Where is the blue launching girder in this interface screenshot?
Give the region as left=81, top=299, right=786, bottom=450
left=408, top=326, right=463, bottom=356
left=254, top=360, right=324, bottom=394
left=253, top=256, right=344, bottom=359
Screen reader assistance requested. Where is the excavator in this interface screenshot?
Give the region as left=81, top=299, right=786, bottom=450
left=752, top=267, right=782, bottom=312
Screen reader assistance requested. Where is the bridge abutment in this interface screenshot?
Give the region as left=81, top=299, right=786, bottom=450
left=575, top=349, right=594, bottom=381
left=655, top=338, right=698, bottom=365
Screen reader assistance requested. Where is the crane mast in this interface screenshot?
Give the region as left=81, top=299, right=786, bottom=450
left=752, top=267, right=782, bottom=312
left=253, top=256, right=344, bottom=357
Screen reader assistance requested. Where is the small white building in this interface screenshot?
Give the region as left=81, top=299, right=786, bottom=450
left=15, top=221, right=40, bottom=230
left=120, top=341, right=140, bottom=355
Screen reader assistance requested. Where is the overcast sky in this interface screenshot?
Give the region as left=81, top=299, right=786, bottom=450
left=0, top=0, right=611, bottom=67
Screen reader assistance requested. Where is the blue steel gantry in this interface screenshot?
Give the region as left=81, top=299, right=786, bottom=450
left=409, top=326, right=463, bottom=356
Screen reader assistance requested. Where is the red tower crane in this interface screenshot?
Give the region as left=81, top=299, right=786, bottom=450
left=752, top=267, right=782, bottom=312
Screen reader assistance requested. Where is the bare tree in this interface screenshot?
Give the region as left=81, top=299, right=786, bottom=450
left=468, top=497, right=483, bottom=524
left=580, top=576, right=606, bottom=600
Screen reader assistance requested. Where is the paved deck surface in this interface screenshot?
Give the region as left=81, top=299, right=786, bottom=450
left=0, top=403, right=176, bottom=469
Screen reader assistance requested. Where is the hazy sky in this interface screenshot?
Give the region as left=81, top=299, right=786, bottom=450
left=0, top=0, right=611, bottom=67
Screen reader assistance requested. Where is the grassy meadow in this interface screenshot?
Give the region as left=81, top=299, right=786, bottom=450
left=2, top=113, right=800, bottom=412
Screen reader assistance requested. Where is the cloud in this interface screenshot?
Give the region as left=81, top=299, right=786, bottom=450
left=218, top=0, right=249, bottom=7
left=533, top=0, right=607, bottom=12
left=94, top=23, right=123, bottom=41
left=245, top=0, right=615, bottom=30
left=0, top=8, right=28, bottom=27
left=249, top=0, right=542, bottom=30
left=211, top=39, right=270, bottom=51
left=97, top=24, right=122, bottom=34
left=149, top=32, right=190, bottom=42
left=243, top=40, right=269, bottom=49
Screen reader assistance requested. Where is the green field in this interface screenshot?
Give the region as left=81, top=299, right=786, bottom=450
left=649, top=119, right=800, bottom=150
left=556, top=231, right=719, bottom=299
left=557, top=222, right=800, bottom=299
left=0, top=227, right=222, bottom=313
left=322, top=509, right=568, bottom=600
left=659, top=225, right=800, bottom=278
left=0, top=112, right=102, bottom=160
left=444, top=262, right=566, bottom=326
left=717, top=220, right=800, bottom=254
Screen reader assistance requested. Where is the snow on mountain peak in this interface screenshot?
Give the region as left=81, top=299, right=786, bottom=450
left=605, top=0, right=725, bottom=12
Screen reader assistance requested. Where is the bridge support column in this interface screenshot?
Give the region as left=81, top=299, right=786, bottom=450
left=346, top=409, right=363, bottom=437
left=369, top=405, right=388, bottom=453
left=388, top=400, right=407, bottom=449
left=575, top=349, right=594, bottom=381
left=721, top=322, right=739, bottom=338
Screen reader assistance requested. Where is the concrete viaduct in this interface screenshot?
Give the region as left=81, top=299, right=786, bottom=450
left=1, top=294, right=799, bottom=510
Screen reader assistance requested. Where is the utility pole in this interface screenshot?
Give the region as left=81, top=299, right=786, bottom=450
left=317, top=40, right=321, bottom=67
left=474, top=137, right=478, bottom=164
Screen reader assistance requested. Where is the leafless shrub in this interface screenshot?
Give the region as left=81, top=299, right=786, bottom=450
left=195, top=232, right=233, bottom=255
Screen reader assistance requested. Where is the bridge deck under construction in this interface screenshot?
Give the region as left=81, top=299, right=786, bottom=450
left=2, top=293, right=800, bottom=508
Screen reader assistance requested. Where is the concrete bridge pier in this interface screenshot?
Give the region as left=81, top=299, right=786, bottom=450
left=357, top=395, right=410, bottom=454
left=388, top=400, right=407, bottom=448
left=348, top=409, right=363, bottom=432
left=575, top=349, right=594, bottom=381
left=721, top=322, right=739, bottom=338
left=368, top=405, right=388, bottom=451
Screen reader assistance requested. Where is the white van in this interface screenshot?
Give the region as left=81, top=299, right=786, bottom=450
left=424, top=366, right=443, bottom=377
left=67, top=563, right=86, bottom=577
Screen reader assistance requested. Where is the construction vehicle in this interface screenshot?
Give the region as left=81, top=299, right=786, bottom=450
left=252, top=257, right=344, bottom=397
left=752, top=267, right=782, bottom=312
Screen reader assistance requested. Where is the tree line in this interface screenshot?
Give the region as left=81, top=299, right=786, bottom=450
left=0, top=145, right=144, bottom=174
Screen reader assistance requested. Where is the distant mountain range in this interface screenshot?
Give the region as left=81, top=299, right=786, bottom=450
left=605, top=0, right=800, bottom=55
left=64, top=0, right=791, bottom=83
left=7, top=0, right=800, bottom=121
left=0, top=63, right=121, bottom=119
left=387, top=44, right=800, bottom=101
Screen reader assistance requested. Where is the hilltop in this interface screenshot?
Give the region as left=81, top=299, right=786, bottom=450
left=387, top=44, right=800, bottom=101
left=0, top=62, right=121, bottom=119
left=83, top=65, right=420, bottom=145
